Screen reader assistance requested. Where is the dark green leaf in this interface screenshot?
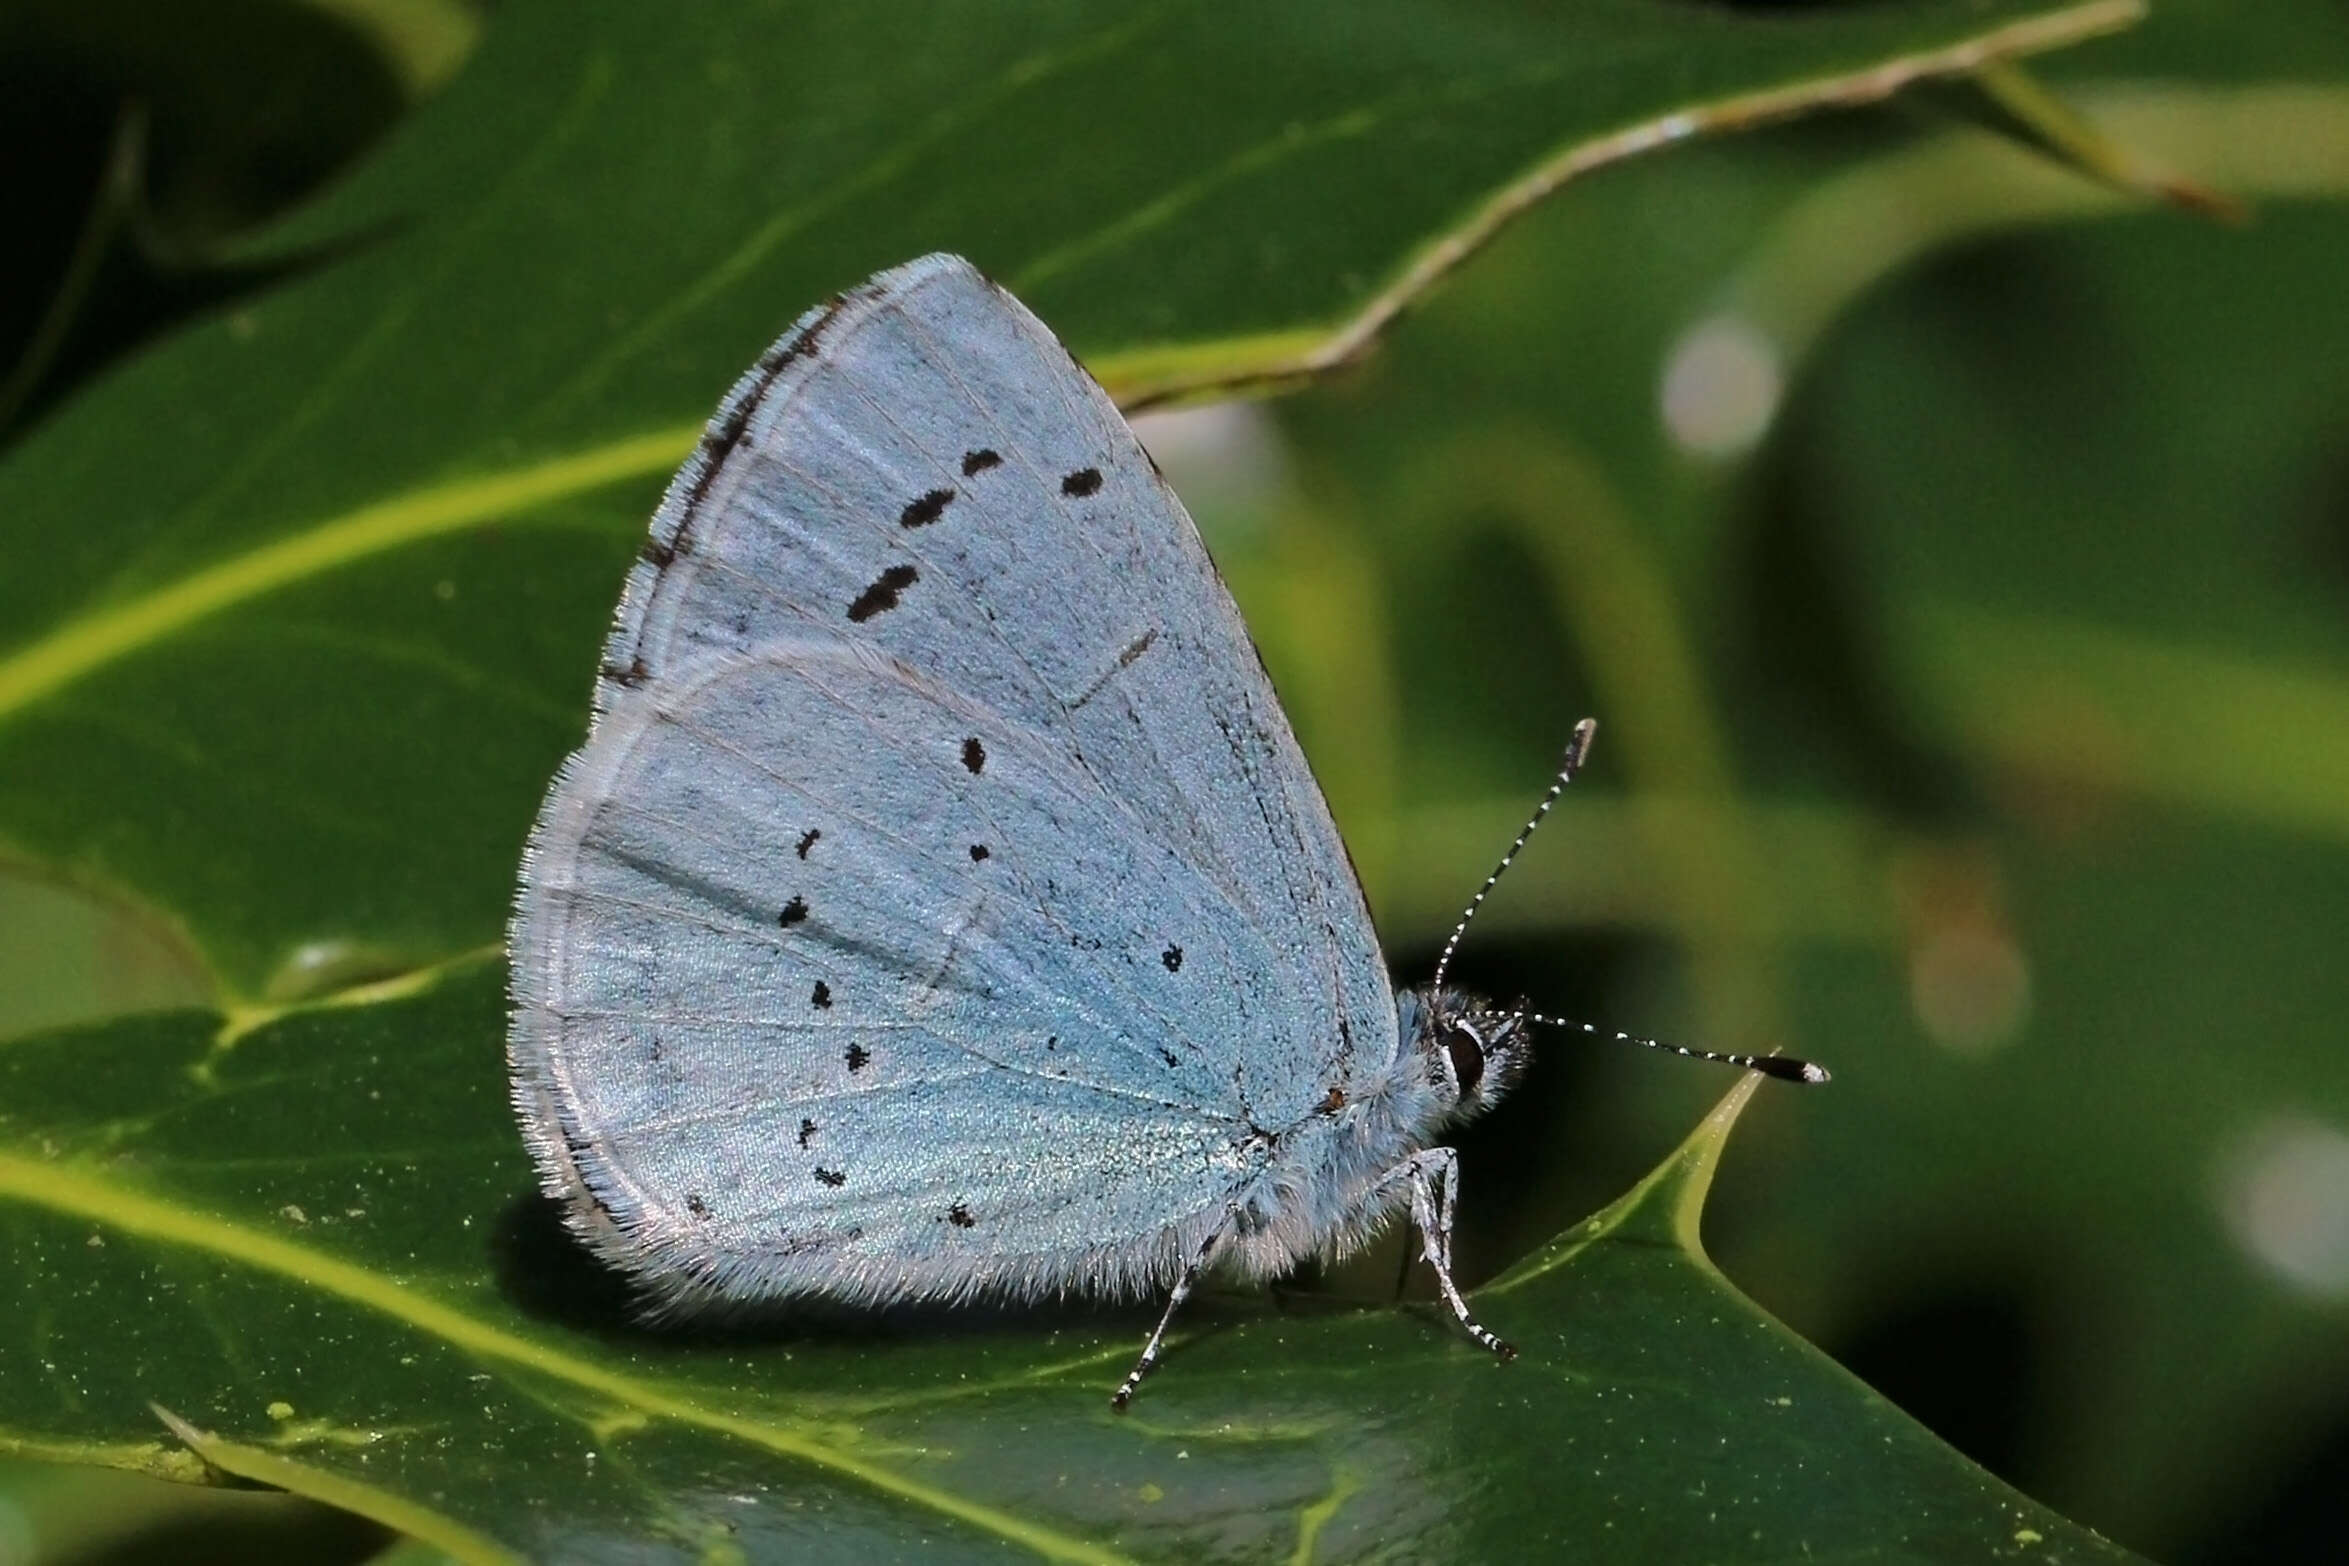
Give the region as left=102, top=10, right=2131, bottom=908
left=0, top=0, right=2154, bottom=1556
left=0, top=970, right=2138, bottom=1561
left=0, top=0, right=2131, bottom=1001
left=1234, top=8, right=2349, bottom=1554
left=0, top=0, right=478, bottom=437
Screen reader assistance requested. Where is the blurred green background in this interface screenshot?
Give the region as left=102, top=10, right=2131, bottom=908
left=4, top=1, right=2347, bottom=1561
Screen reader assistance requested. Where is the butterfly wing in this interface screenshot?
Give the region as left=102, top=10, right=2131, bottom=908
left=509, top=255, right=1392, bottom=1311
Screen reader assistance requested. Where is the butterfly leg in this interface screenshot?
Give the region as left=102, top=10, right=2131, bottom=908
left=1378, top=1147, right=1515, bottom=1361
left=1112, top=1222, right=1228, bottom=1411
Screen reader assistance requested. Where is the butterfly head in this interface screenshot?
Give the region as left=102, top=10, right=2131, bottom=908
left=1400, top=986, right=1531, bottom=1125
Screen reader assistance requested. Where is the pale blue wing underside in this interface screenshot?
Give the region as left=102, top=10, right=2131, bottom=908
left=509, top=255, right=1394, bottom=1310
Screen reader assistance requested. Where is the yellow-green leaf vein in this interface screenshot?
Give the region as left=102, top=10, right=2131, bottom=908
left=0, top=1150, right=1133, bottom=1564
left=0, top=428, right=697, bottom=727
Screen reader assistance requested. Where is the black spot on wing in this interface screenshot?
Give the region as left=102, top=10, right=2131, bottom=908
left=1061, top=467, right=1102, bottom=497
left=961, top=737, right=986, bottom=774
left=813, top=1166, right=846, bottom=1187
left=847, top=563, right=918, bottom=621
left=947, top=1202, right=977, bottom=1228
left=898, top=487, right=955, bottom=528
left=1162, top=944, right=1183, bottom=973
left=796, top=828, right=820, bottom=859
left=778, top=896, right=808, bottom=928
left=798, top=1118, right=817, bottom=1148
left=811, top=980, right=831, bottom=1008
left=845, top=1042, right=871, bottom=1072
left=961, top=448, right=1002, bottom=476
left=685, top=1193, right=710, bottom=1218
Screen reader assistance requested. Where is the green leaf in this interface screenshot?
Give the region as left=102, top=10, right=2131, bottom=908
left=0, top=0, right=2132, bottom=1004
left=1754, top=200, right=2349, bottom=1550
left=0, top=0, right=479, bottom=436
left=1234, top=8, right=2349, bottom=1552
left=1907, top=60, right=2245, bottom=219
left=0, top=968, right=2139, bottom=1561
left=0, top=0, right=2154, bottom=1556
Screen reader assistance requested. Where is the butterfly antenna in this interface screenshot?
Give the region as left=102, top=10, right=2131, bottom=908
left=1431, top=718, right=1598, bottom=994
left=1523, top=1012, right=1830, bottom=1084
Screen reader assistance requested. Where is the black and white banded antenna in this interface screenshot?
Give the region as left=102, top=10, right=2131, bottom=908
left=1433, top=716, right=1829, bottom=1086
left=1429, top=718, right=1598, bottom=995
left=1522, top=1013, right=1829, bottom=1084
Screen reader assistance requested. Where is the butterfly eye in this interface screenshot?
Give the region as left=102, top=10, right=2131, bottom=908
left=1443, top=1024, right=1486, bottom=1099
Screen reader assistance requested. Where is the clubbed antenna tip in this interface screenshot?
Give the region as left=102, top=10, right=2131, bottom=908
left=1749, top=1054, right=1832, bottom=1085
left=1522, top=1013, right=1830, bottom=1085
left=1563, top=717, right=1596, bottom=774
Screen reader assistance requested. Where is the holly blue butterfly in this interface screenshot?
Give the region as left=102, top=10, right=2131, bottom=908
left=506, top=254, right=1823, bottom=1406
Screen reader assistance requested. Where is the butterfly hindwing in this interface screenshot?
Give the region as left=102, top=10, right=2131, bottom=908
left=509, top=255, right=1393, bottom=1310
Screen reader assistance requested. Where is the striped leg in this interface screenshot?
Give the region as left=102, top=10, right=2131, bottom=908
left=1380, top=1146, right=1515, bottom=1361
left=1112, top=1222, right=1227, bottom=1411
